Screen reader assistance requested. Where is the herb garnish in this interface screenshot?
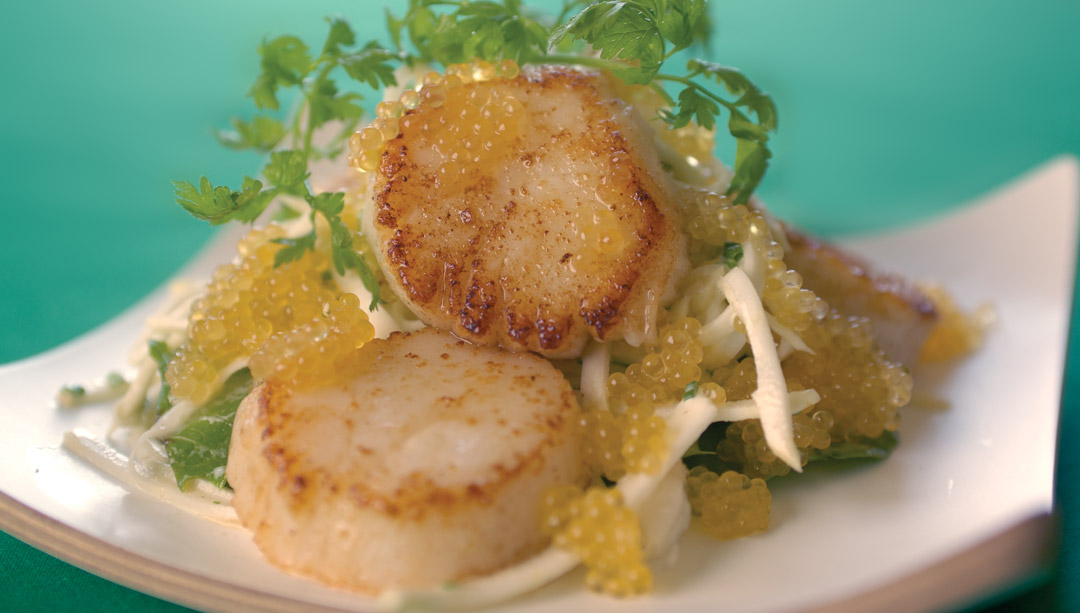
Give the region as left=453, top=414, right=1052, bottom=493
left=172, top=0, right=776, bottom=310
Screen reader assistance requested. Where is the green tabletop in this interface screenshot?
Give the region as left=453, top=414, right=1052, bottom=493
left=1, top=1, right=1078, bottom=611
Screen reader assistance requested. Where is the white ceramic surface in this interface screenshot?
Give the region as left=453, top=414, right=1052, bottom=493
left=0, top=156, right=1075, bottom=612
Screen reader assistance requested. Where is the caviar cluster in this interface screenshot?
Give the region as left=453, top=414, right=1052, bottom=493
left=682, top=188, right=829, bottom=331
left=541, top=484, right=651, bottom=597
left=248, top=293, right=376, bottom=390
left=165, top=226, right=337, bottom=404
left=347, top=59, right=522, bottom=175
left=712, top=311, right=911, bottom=478
left=918, top=283, right=989, bottom=363
left=685, top=466, right=771, bottom=540
left=580, top=319, right=707, bottom=479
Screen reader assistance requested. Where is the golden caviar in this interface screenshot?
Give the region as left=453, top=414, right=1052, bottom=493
left=685, top=467, right=771, bottom=540
left=347, top=58, right=521, bottom=174
left=165, top=226, right=337, bottom=404
left=714, top=311, right=912, bottom=478
left=682, top=188, right=829, bottom=331
left=586, top=318, right=705, bottom=479
left=541, top=484, right=651, bottom=597
left=918, top=283, right=991, bottom=363
left=248, top=294, right=376, bottom=390
left=673, top=184, right=910, bottom=480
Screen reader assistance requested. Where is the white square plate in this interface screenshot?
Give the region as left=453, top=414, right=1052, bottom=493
left=1, top=156, right=1075, bottom=612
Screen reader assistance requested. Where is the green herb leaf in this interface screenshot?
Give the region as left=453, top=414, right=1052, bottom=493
left=688, top=60, right=778, bottom=132
left=660, top=85, right=719, bottom=130
left=322, top=16, right=356, bottom=57
left=216, top=116, right=287, bottom=152
left=164, top=368, right=253, bottom=491
left=173, top=176, right=272, bottom=226
left=272, top=232, right=316, bottom=267
left=325, top=213, right=382, bottom=310
left=263, top=150, right=310, bottom=195
left=550, top=1, right=664, bottom=83
left=339, top=44, right=399, bottom=90
left=308, top=78, right=366, bottom=131
left=147, top=340, right=174, bottom=416
left=809, top=431, right=900, bottom=462
left=683, top=380, right=699, bottom=400
left=722, top=241, right=743, bottom=268
left=650, top=0, right=706, bottom=51
left=310, top=191, right=345, bottom=216
left=249, top=36, right=314, bottom=110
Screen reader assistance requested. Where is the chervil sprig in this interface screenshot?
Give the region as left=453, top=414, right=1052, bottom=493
left=388, top=1, right=774, bottom=203
left=174, top=1, right=777, bottom=313
left=173, top=17, right=399, bottom=310
left=546, top=1, right=775, bottom=204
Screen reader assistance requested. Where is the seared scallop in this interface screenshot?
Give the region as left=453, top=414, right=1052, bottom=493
left=364, top=66, right=688, bottom=358
left=225, top=327, right=585, bottom=592
left=782, top=226, right=938, bottom=366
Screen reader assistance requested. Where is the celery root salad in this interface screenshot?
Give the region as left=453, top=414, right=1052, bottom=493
left=59, top=0, right=984, bottom=608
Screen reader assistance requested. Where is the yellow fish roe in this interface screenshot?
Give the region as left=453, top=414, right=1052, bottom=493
left=165, top=226, right=337, bottom=404
left=685, top=466, right=771, bottom=540
left=682, top=188, right=829, bottom=330
left=918, top=283, right=991, bottom=363
left=540, top=484, right=651, bottom=597
left=714, top=311, right=912, bottom=479
left=248, top=293, right=376, bottom=391
left=586, top=318, right=704, bottom=479
left=348, top=58, right=521, bottom=174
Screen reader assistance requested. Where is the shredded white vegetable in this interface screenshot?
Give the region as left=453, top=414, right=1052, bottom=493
left=63, top=431, right=238, bottom=525
left=713, top=389, right=820, bottom=422
left=766, top=313, right=814, bottom=356
left=719, top=267, right=801, bottom=471
left=738, top=239, right=767, bottom=294
left=699, top=304, right=746, bottom=368
left=579, top=341, right=610, bottom=411
left=111, top=361, right=157, bottom=428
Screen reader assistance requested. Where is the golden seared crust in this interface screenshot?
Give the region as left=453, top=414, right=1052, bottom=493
left=783, top=226, right=938, bottom=366
left=226, top=328, right=586, bottom=591
left=367, top=66, right=686, bottom=357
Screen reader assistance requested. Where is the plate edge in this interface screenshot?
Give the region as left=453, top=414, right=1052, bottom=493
left=804, top=512, right=1058, bottom=613
left=0, top=489, right=363, bottom=613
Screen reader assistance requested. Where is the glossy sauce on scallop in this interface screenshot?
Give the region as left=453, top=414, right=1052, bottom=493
left=363, top=66, right=687, bottom=358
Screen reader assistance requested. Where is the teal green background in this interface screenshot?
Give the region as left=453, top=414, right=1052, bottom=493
left=1, top=1, right=1078, bottom=611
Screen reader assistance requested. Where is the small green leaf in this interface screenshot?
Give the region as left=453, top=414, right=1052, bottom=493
left=148, top=340, right=174, bottom=416
left=340, top=45, right=399, bottom=90
left=660, top=86, right=720, bottom=130
left=272, top=205, right=303, bottom=222
left=164, top=369, right=254, bottom=491
left=249, top=35, right=313, bottom=110
left=307, top=78, right=365, bottom=131
left=216, top=116, right=286, bottom=152
left=683, top=380, right=699, bottom=400
left=550, top=1, right=664, bottom=83
left=322, top=16, right=356, bottom=57
left=263, top=150, right=310, bottom=195
left=272, top=232, right=316, bottom=267
left=650, top=0, right=706, bottom=51
left=722, top=241, right=743, bottom=268
left=310, top=192, right=345, bottom=216
left=688, top=60, right=777, bottom=131
left=809, top=431, right=900, bottom=462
